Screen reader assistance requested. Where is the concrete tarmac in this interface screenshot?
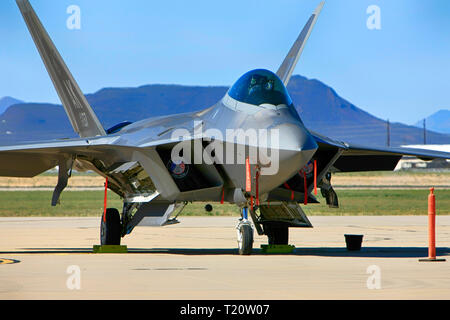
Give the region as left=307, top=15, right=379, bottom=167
left=0, top=216, right=449, bottom=300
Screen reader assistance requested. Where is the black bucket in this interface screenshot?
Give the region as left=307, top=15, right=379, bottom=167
left=345, top=234, right=364, bottom=251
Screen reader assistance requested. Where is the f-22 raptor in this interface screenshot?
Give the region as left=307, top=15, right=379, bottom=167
left=3, top=0, right=449, bottom=254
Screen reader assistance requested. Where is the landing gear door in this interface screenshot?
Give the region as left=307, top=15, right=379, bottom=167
left=131, top=149, right=180, bottom=201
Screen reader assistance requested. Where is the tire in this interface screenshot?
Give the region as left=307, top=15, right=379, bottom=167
left=100, top=208, right=122, bottom=245
left=264, top=222, right=289, bottom=245
left=237, top=223, right=254, bottom=255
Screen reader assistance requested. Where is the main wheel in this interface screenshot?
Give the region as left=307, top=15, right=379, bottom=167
left=237, top=223, right=254, bottom=255
left=264, top=222, right=289, bottom=245
left=100, top=208, right=122, bottom=245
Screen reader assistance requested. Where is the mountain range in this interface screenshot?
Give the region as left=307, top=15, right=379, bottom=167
left=414, top=109, right=450, bottom=135
left=0, top=96, right=23, bottom=115
left=1, top=75, right=449, bottom=147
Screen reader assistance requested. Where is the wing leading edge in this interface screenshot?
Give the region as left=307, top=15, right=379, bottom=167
left=0, top=136, right=182, bottom=205
left=0, top=137, right=118, bottom=177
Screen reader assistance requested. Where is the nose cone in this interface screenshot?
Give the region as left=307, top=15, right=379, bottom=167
left=273, top=123, right=318, bottom=152
left=257, top=122, right=318, bottom=194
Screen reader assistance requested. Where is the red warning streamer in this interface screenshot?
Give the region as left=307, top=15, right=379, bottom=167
left=303, top=172, right=308, bottom=205
left=245, top=157, right=252, bottom=192
left=314, top=160, right=318, bottom=196
left=284, top=182, right=295, bottom=201
left=103, top=177, right=108, bottom=222
left=255, top=168, right=260, bottom=206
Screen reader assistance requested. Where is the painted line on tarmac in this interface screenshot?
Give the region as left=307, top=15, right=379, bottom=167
left=335, top=185, right=450, bottom=190
left=1, top=186, right=449, bottom=191
left=0, top=258, right=20, bottom=265
left=0, top=187, right=103, bottom=191
left=0, top=251, right=92, bottom=255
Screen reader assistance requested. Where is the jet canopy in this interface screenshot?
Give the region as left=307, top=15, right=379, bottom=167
left=228, top=69, right=293, bottom=107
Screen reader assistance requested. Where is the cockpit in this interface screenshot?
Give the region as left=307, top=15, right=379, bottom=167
left=228, top=69, right=293, bottom=107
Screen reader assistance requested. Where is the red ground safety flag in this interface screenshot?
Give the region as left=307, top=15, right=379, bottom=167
left=245, top=157, right=251, bottom=192
left=103, top=178, right=108, bottom=222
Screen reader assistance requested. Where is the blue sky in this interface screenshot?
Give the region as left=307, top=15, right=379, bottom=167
left=0, top=0, right=449, bottom=124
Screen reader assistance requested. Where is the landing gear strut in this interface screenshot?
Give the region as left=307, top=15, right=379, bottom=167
left=100, top=208, right=122, bottom=245
left=236, top=207, right=254, bottom=255
left=263, top=222, right=289, bottom=245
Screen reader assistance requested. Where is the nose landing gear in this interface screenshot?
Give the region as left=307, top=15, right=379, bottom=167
left=236, top=207, right=254, bottom=255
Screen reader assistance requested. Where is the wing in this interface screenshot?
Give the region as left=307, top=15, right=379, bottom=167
left=0, top=136, right=122, bottom=178
left=277, top=1, right=325, bottom=86
left=311, top=130, right=450, bottom=172
left=275, top=130, right=450, bottom=208
left=0, top=136, right=181, bottom=205
left=16, top=0, right=106, bottom=138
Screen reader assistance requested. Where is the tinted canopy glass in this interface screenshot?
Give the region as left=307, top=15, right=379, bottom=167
left=228, top=69, right=292, bottom=107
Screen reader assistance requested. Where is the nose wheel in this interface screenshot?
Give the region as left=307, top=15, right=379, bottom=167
left=236, top=207, right=254, bottom=255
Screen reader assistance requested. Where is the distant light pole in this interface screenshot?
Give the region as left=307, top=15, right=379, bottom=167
left=386, top=119, right=390, bottom=147
left=423, top=119, right=427, bottom=145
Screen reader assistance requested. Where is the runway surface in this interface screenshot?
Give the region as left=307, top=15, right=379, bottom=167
left=0, top=216, right=449, bottom=300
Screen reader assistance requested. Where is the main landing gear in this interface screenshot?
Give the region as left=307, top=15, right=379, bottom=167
left=100, top=208, right=122, bottom=245
left=263, top=222, right=289, bottom=245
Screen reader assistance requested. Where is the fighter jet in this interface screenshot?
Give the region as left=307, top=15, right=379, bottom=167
left=2, top=0, right=449, bottom=254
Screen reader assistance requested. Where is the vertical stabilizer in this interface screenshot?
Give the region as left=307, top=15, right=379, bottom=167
left=16, top=0, right=106, bottom=138
left=277, top=1, right=324, bottom=86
